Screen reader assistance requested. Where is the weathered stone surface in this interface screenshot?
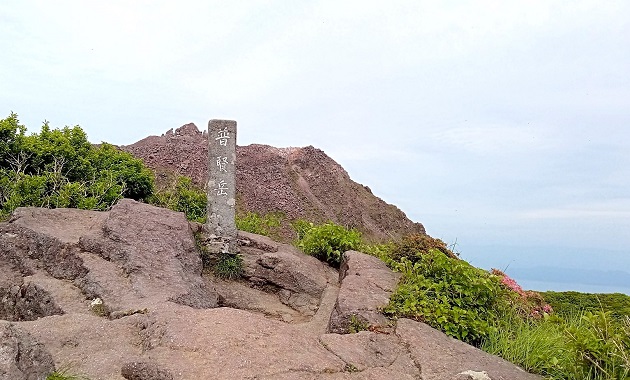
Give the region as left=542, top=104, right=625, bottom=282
left=0, top=204, right=540, bottom=380
left=76, top=199, right=218, bottom=310
left=0, top=207, right=96, bottom=280
left=0, top=322, right=55, bottom=380
left=238, top=230, right=279, bottom=252
left=241, top=240, right=331, bottom=315
left=319, top=331, right=419, bottom=375
left=121, top=361, right=174, bottom=380
left=396, top=319, right=541, bottom=380
left=207, top=119, right=237, bottom=244
left=1, top=200, right=218, bottom=316
left=328, top=251, right=400, bottom=333
left=137, top=306, right=347, bottom=379
left=0, top=280, right=63, bottom=321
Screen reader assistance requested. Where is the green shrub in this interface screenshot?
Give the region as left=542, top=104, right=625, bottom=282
left=0, top=113, right=154, bottom=218
left=385, top=250, right=514, bottom=345
left=149, top=176, right=206, bottom=223
left=291, top=219, right=314, bottom=241
left=483, top=311, right=630, bottom=380
left=348, top=314, right=370, bottom=333
left=565, top=311, right=630, bottom=379
left=389, top=233, right=458, bottom=262
left=236, top=211, right=283, bottom=237
left=359, top=241, right=398, bottom=267
left=295, top=222, right=362, bottom=267
left=542, top=291, right=630, bottom=321
left=214, top=253, right=243, bottom=280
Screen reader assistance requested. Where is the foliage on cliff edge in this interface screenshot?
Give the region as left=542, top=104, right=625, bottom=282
left=1, top=113, right=154, bottom=218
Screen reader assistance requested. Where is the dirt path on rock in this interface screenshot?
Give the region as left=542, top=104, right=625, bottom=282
left=295, top=266, right=340, bottom=334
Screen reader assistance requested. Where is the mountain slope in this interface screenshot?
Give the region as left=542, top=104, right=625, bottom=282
left=121, top=123, right=425, bottom=241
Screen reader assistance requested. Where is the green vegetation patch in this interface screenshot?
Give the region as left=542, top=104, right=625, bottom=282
left=483, top=311, right=630, bottom=380
left=542, top=290, right=630, bottom=321
left=384, top=250, right=514, bottom=345
left=294, top=221, right=362, bottom=267
left=1, top=113, right=153, bottom=218
left=214, top=253, right=244, bottom=280
left=149, top=175, right=207, bottom=223
left=236, top=211, right=283, bottom=238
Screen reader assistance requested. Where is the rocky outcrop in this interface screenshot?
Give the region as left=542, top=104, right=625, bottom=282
left=0, top=200, right=219, bottom=317
left=0, top=204, right=540, bottom=380
left=0, top=280, right=63, bottom=322
left=239, top=232, right=335, bottom=316
left=0, top=322, right=55, bottom=380
left=396, top=319, right=541, bottom=380
left=328, top=251, right=400, bottom=333
left=121, top=124, right=425, bottom=241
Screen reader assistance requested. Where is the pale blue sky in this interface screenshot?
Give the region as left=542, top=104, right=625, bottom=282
left=1, top=1, right=629, bottom=292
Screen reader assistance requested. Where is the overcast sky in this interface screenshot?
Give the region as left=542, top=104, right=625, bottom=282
left=2, top=1, right=629, bottom=292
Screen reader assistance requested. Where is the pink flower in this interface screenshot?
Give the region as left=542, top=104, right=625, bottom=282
left=542, top=304, right=553, bottom=314
left=499, top=274, right=526, bottom=297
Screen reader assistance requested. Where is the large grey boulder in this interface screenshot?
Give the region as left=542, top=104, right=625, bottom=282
left=77, top=199, right=218, bottom=310
left=0, top=322, right=55, bottom=380
left=328, top=251, right=400, bottom=333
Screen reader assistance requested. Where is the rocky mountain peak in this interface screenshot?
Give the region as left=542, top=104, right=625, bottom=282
left=122, top=124, right=425, bottom=241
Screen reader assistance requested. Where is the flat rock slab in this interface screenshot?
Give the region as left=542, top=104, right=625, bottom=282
left=319, top=331, right=419, bottom=375
left=328, top=251, right=400, bottom=333
left=396, top=319, right=541, bottom=380
left=133, top=306, right=348, bottom=379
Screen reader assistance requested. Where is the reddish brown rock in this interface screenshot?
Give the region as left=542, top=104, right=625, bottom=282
left=396, top=319, right=541, bottom=380
left=0, top=322, right=55, bottom=380
left=328, top=251, right=401, bottom=334
left=0, top=204, right=540, bottom=380
left=121, top=125, right=425, bottom=241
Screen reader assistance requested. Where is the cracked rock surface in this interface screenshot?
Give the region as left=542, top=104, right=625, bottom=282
left=0, top=203, right=539, bottom=380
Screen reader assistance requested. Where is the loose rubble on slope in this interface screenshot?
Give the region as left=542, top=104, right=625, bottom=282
left=0, top=201, right=539, bottom=380
left=121, top=124, right=425, bottom=241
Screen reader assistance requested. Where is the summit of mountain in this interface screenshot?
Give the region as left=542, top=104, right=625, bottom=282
left=121, top=123, right=425, bottom=241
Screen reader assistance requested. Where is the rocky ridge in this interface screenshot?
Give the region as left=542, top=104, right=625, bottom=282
left=121, top=123, right=425, bottom=241
left=0, top=201, right=540, bottom=380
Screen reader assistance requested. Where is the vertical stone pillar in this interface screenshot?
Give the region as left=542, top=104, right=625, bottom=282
left=207, top=119, right=237, bottom=253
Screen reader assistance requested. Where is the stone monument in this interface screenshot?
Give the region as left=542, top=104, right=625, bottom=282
left=207, top=119, right=237, bottom=253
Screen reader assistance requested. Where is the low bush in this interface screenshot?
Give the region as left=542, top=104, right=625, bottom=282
left=236, top=211, right=283, bottom=238
left=389, top=233, right=458, bottom=262
left=149, top=176, right=206, bottom=223
left=1, top=113, right=154, bottom=218
left=542, top=291, right=630, bottom=321
left=483, top=311, right=630, bottom=379
left=295, top=221, right=362, bottom=267
left=384, top=249, right=514, bottom=345
left=214, top=253, right=243, bottom=280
